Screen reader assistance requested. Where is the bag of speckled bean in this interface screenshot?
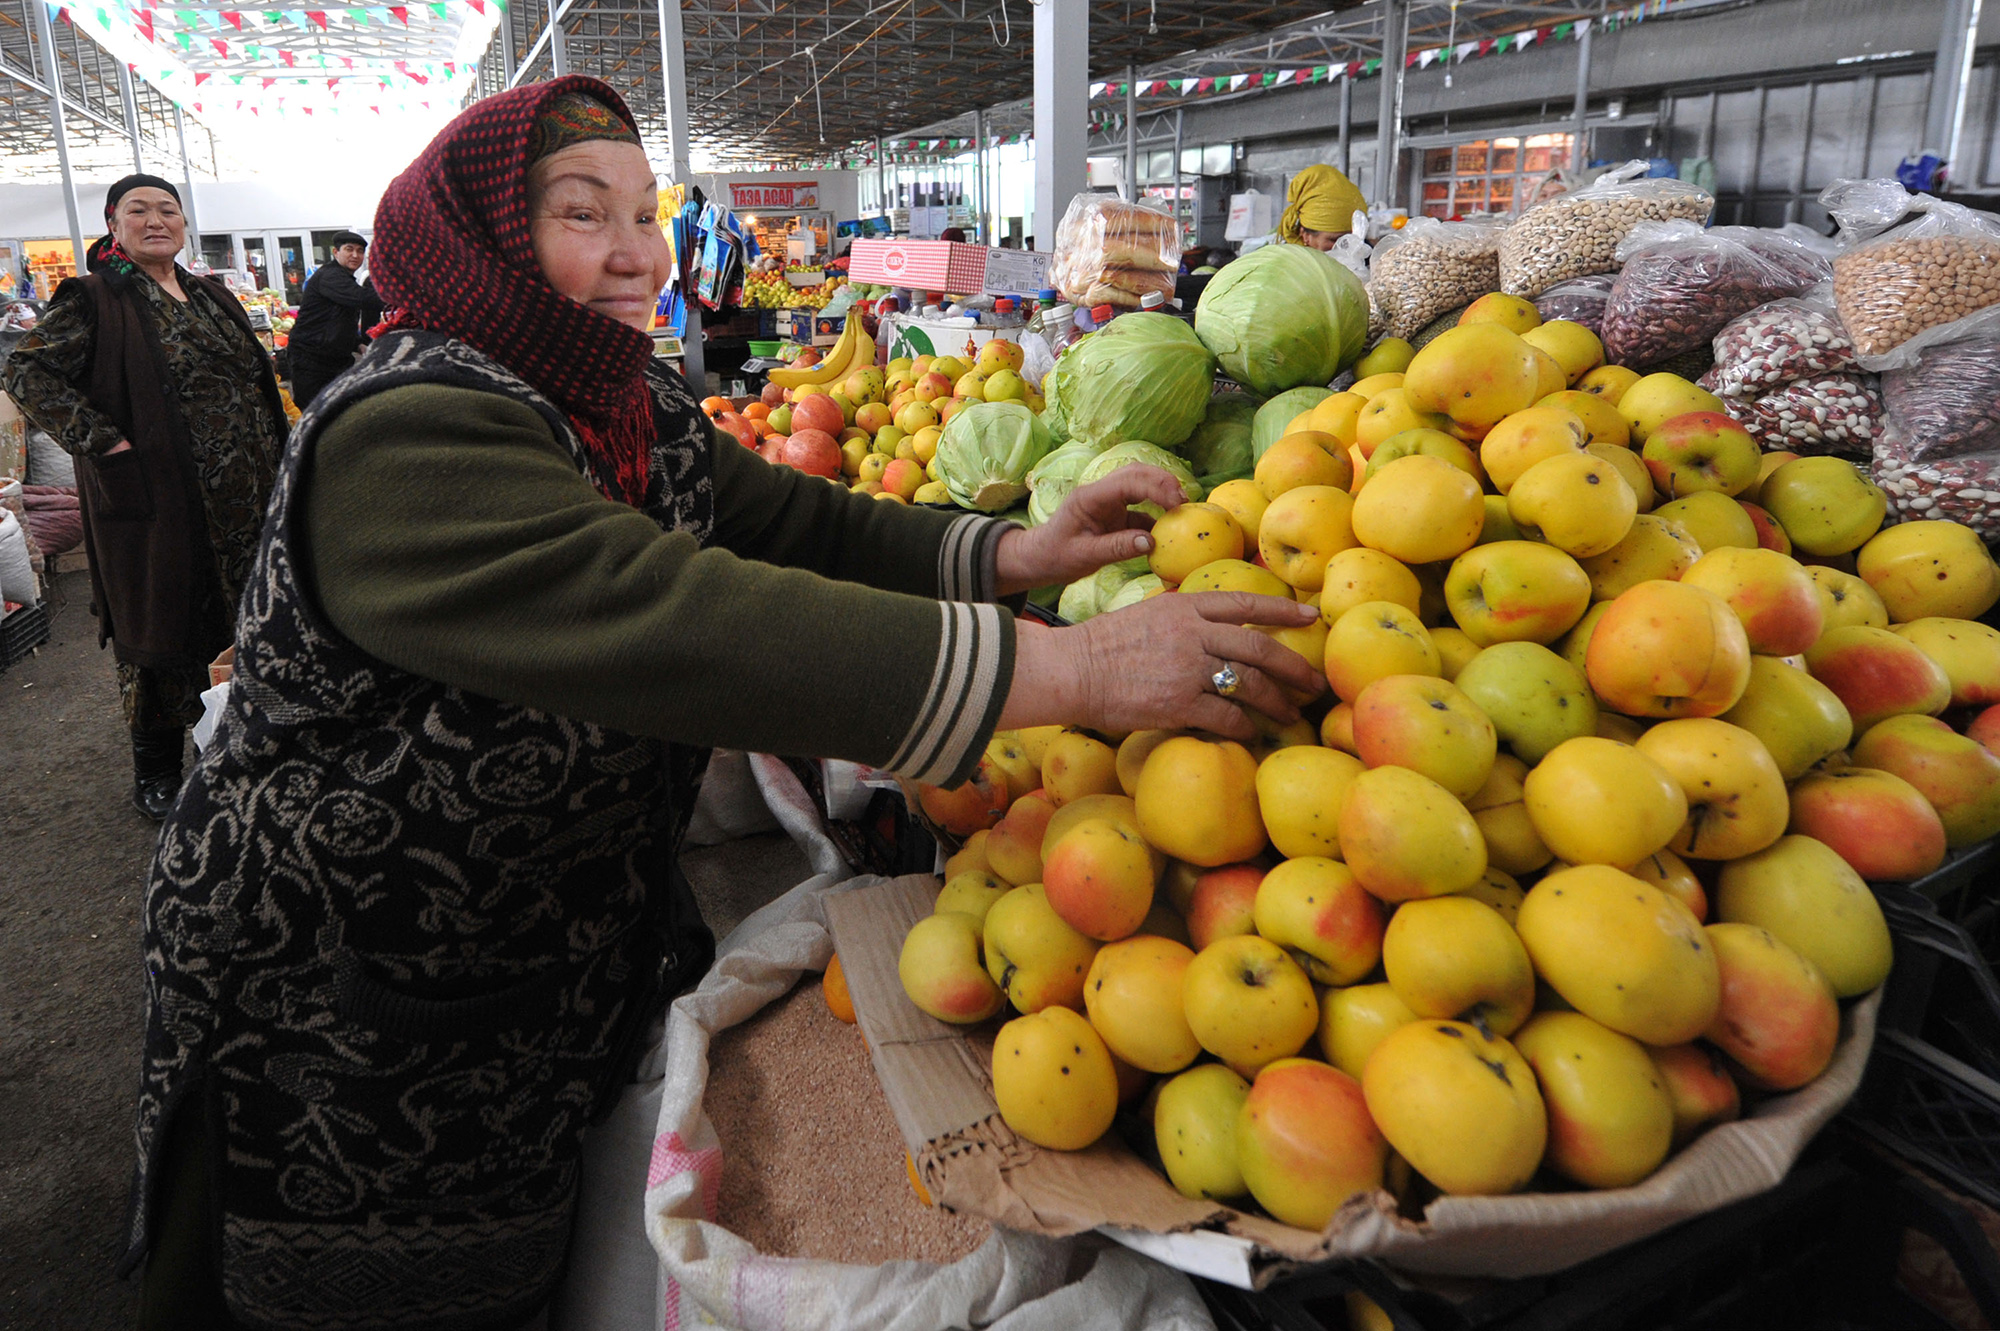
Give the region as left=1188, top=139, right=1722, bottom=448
left=1871, top=304, right=2000, bottom=539
left=1824, top=178, right=2000, bottom=371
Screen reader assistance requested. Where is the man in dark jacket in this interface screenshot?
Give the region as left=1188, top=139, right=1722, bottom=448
left=287, top=230, right=381, bottom=407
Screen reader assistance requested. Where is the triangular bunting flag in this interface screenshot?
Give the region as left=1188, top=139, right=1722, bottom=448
left=468, top=0, right=483, bottom=12
left=280, top=48, right=292, bottom=64
left=194, top=69, right=209, bottom=83
left=1196, top=76, right=1214, bottom=92
left=224, top=9, right=241, bottom=27
left=426, top=1, right=444, bottom=17
left=306, top=8, right=325, bottom=28
left=210, top=35, right=226, bottom=53
left=261, top=75, right=274, bottom=86
left=389, top=5, right=407, bottom=20
left=1457, top=40, right=1477, bottom=61
left=1514, top=30, right=1533, bottom=51
left=1228, top=73, right=1248, bottom=90
left=1477, top=37, right=1495, bottom=55
left=352, top=6, right=366, bottom=22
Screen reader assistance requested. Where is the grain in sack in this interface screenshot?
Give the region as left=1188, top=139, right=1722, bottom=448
left=1823, top=177, right=2000, bottom=369
left=1498, top=161, right=1714, bottom=299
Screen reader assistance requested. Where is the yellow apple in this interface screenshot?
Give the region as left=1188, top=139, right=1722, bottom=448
left=1318, top=983, right=1419, bottom=1080
left=1432, top=625, right=1482, bottom=680
left=1523, top=736, right=1688, bottom=867
left=1718, top=654, right=1854, bottom=781
left=1149, top=501, right=1245, bottom=584
left=1382, top=895, right=1536, bottom=1035
left=1634, top=718, right=1790, bottom=861
left=1153, top=1064, right=1253, bottom=1200
left=1351, top=454, right=1487, bottom=565
left=1506, top=451, right=1639, bottom=558
left=1182, top=935, right=1320, bottom=1074
left=1577, top=364, right=1643, bottom=404
left=1893, top=617, right=2000, bottom=708
left=1042, top=817, right=1158, bottom=941
left=1540, top=388, right=1632, bottom=449
left=983, top=883, right=1101, bottom=1013
left=1454, top=640, right=1598, bottom=765
left=1588, top=438, right=1656, bottom=511
left=1134, top=737, right=1267, bottom=867
left=1348, top=371, right=1408, bottom=401
left=1253, top=855, right=1386, bottom=986
left=1459, top=292, right=1543, bottom=334
left=899, top=912, right=1007, bottom=1023
left=1337, top=765, right=1487, bottom=902
left=1255, top=745, right=1365, bottom=860
left=1616, top=373, right=1725, bottom=446
left=1713, top=834, right=1893, bottom=997
left=1084, top=935, right=1201, bottom=1072
left=992, top=1006, right=1119, bottom=1149
left=1701, top=923, right=1839, bottom=1091
left=1206, top=478, right=1271, bottom=547
left=1258, top=484, right=1359, bottom=592
left=1362, top=1020, right=1546, bottom=1195
left=1479, top=404, right=1590, bottom=494
left=1351, top=673, right=1498, bottom=799
left=1578, top=513, right=1702, bottom=601
left=1522, top=320, right=1604, bottom=384
left=1404, top=323, right=1543, bottom=432
left=1179, top=557, right=1294, bottom=600
left=1444, top=540, right=1592, bottom=648
left=934, top=869, right=1012, bottom=925
left=1043, top=730, right=1121, bottom=805
left=1652, top=491, right=1758, bottom=555
left=1316, top=548, right=1424, bottom=627
left=1325, top=601, right=1440, bottom=701
left=1857, top=519, right=2000, bottom=622
left=1354, top=387, right=1453, bottom=457
left=1757, top=456, right=1888, bottom=557
left=1464, top=755, right=1553, bottom=876
left=1256, top=432, right=1354, bottom=500
left=1513, top=1011, right=1675, bottom=1189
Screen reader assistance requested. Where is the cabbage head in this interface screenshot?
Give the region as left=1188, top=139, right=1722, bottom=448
left=1182, top=392, right=1261, bottom=477
left=1078, top=441, right=1204, bottom=510
left=1040, top=360, right=1072, bottom=444
left=1055, top=312, right=1216, bottom=451
left=1058, top=562, right=1148, bottom=623
left=1103, top=574, right=1165, bottom=613
left=1025, top=441, right=1110, bottom=526
left=1195, top=244, right=1369, bottom=396
left=1252, top=386, right=1336, bottom=459
left=935, top=401, right=1055, bottom=512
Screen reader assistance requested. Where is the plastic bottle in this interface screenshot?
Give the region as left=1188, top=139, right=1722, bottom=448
left=989, top=297, right=1024, bottom=330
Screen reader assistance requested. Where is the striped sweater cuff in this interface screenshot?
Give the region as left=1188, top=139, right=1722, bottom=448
left=884, top=601, right=1015, bottom=786
left=937, top=515, right=1015, bottom=604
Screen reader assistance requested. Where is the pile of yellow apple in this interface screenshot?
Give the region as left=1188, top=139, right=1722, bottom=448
left=779, top=336, right=1042, bottom=504
left=894, top=290, right=2000, bottom=1234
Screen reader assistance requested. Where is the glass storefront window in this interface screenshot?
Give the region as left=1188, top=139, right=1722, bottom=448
left=1417, top=132, right=1573, bottom=218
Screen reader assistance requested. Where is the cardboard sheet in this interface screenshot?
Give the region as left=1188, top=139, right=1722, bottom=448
left=825, top=875, right=1882, bottom=1286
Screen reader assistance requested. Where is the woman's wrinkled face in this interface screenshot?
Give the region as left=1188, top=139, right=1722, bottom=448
left=527, top=140, right=673, bottom=333
left=113, top=188, right=187, bottom=264
left=1298, top=227, right=1340, bottom=253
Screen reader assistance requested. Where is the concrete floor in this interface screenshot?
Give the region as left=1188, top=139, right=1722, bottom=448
left=0, top=571, right=813, bottom=1329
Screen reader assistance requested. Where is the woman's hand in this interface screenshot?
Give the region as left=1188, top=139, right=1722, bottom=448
left=992, top=465, right=1189, bottom=596
left=1001, top=590, right=1325, bottom=742
left=105, top=439, right=133, bottom=454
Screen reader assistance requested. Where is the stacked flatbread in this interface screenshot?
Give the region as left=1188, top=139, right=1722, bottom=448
left=1051, top=197, right=1180, bottom=310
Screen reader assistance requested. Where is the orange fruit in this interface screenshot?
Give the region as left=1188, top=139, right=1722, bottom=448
left=905, top=1152, right=933, bottom=1206
left=823, top=953, right=856, bottom=1023
left=743, top=401, right=771, bottom=423
left=699, top=394, right=731, bottom=419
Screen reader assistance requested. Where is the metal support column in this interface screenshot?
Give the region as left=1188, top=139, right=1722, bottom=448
left=1338, top=74, right=1352, bottom=177
left=1172, top=107, right=1185, bottom=254
left=874, top=135, right=887, bottom=213
left=1571, top=19, right=1593, bottom=172
left=1124, top=64, right=1138, bottom=202
left=500, top=0, right=516, bottom=83
left=974, top=110, right=989, bottom=242
left=1033, top=0, right=1087, bottom=249
left=33, top=0, right=88, bottom=272
left=1373, top=0, right=1407, bottom=208
left=116, top=62, right=145, bottom=172
left=1924, top=0, right=1984, bottom=180
left=656, top=0, right=702, bottom=387
left=174, top=103, right=202, bottom=257
left=550, top=7, right=567, bottom=75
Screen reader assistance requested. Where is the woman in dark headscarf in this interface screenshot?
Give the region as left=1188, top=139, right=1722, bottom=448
left=1, top=174, right=285, bottom=817
left=125, top=77, right=1318, bottom=1327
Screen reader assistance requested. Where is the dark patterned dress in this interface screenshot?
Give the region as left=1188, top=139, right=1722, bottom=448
left=0, top=266, right=280, bottom=729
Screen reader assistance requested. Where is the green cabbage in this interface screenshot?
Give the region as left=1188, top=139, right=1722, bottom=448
left=1058, top=562, right=1147, bottom=623
left=1182, top=392, right=1261, bottom=477
left=1040, top=360, right=1072, bottom=444
left=1052, top=312, right=1216, bottom=451
left=1103, top=574, right=1165, bottom=613
left=1078, top=441, right=1204, bottom=506
left=1252, top=387, right=1337, bottom=459
left=1197, top=466, right=1255, bottom=495
left=1025, top=442, right=1111, bottom=526
left=1194, top=244, right=1370, bottom=396
left=935, top=401, right=1055, bottom=512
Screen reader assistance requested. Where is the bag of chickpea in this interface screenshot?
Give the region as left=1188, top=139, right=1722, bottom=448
left=1498, top=160, right=1714, bottom=299
left=1823, top=177, right=2000, bottom=370
left=1366, top=217, right=1504, bottom=341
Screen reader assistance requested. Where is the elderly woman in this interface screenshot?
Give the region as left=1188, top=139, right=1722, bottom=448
left=1279, top=163, right=1368, bottom=252
left=126, top=78, right=1320, bottom=1328
left=1, top=175, right=285, bottom=817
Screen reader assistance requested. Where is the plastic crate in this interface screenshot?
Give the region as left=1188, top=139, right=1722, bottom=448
left=0, top=600, right=49, bottom=669
left=1197, top=1147, right=1996, bottom=1331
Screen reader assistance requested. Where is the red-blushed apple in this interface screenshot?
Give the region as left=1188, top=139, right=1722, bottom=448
left=1679, top=547, right=1825, bottom=657
left=1236, top=1058, right=1387, bottom=1231
left=1787, top=767, right=1947, bottom=881
left=1320, top=701, right=1360, bottom=754
left=1338, top=765, right=1488, bottom=902
left=1186, top=864, right=1265, bottom=951
left=1972, top=703, right=2000, bottom=759
left=1804, top=624, right=1952, bottom=733
left=1585, top=580, right=1752, bottom=718
left=915, top=754, right=1010, bottom=836
left=1514, top=1011, right=1675, bottom=1189
left=1851, top=713, right=2000, bottom=848
left=899, top=913, right=1007, bottom=1024
left=1892, top=617, right=2000, bottom=709
left=1703, top=922, right=1840, bottom=1091
left=984, top=793, right=1058, bottom=886
left=1738, top=501, right=1793, bottom=554
left=1351, top=674, right=1498, bottom=799
left=1626, top=846, right=1708, bottom=922
left=1252, top=856, right=1386, bottom=986
left=1443, top=540, right=1592, bottom=648
left=1641, top=411, right=1762, bottom=498
left=1182, top=935, right=1320, bottom=1075
left=1041, top=818, right=1158, bottom=941
left=1649, top=1043, right=1741, bottom=1147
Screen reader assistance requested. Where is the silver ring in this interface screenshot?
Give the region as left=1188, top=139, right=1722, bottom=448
left=1211, top=664, right=1242, bottom=697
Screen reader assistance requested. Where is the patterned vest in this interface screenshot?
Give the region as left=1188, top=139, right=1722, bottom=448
left=127, top=330, right=717, bottom=1329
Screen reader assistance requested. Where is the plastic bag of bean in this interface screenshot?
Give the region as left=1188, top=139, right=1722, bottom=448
left=1533, top=273, right=1616, bottom=332
left=1367, top=217, right=1505, bottom=341
left=1871, top=309, right=2000, bottom=536
left=1823, top=177, right=2000, bottom=370
left=1498, top=161, right=1715, bottom=299
left=1600, top=221, right=1831, bottom=368
left=1720, top=373, right=1881, bottom=458
left=1707, top=291, right=1857, bottom=396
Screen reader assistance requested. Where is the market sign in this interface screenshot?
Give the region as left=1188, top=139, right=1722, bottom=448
left=730, top=180, right=819, bottom=211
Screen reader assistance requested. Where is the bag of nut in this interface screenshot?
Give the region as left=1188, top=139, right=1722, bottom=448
left=1533, top=273, right=1616, bottom=332
left=1823, top=177, right=2000, bottom=370
left=1498, top=160, right=1715, bottom=299
left=1871, top=305, right=2000, bottom=538
left=1601, top=221, right=1832, bottom=369
left=1366, top=216, right=1505, bottom=341
left=1707, top=290, right=1859, bottom=397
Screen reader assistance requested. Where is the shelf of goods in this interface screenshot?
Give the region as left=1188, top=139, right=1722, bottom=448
left=758, top=169, right=2000, bottom=1300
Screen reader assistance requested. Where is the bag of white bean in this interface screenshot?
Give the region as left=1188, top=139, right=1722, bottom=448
left=1707, top=290, right=1858, bottom=397
left=1871, top=304, right=2000, bottom=538
left=1824, top=177, right=2000, bottom=370
left=1498, top=161, right=1714, bottom=299
left=1366, top=217, right=1504, bottom=341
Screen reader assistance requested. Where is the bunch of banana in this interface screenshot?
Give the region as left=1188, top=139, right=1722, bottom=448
left=767, top=318, right=876, bottom=390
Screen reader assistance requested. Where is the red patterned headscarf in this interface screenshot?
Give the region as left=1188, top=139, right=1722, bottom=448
left=371, top=76, right=657, bottom=507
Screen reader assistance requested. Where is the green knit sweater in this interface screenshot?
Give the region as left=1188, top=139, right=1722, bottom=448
left=298, top=382, right=1016, bottom=784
